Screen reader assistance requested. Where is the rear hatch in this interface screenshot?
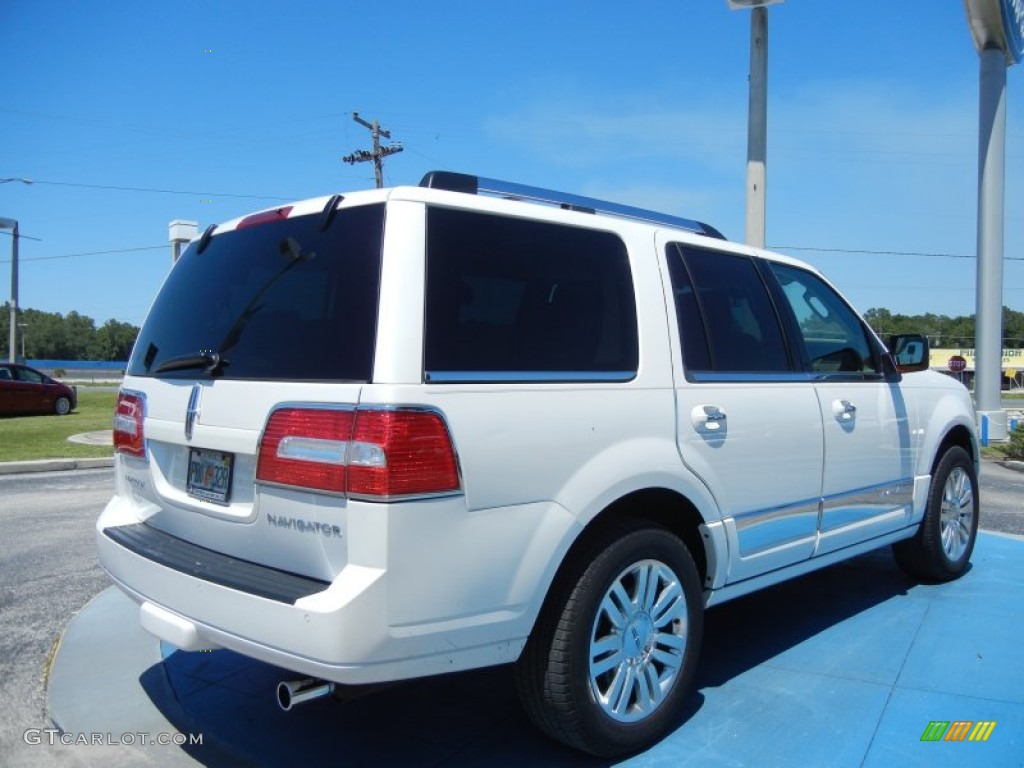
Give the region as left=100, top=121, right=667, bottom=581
left=114, top=199, right=386, bottom=580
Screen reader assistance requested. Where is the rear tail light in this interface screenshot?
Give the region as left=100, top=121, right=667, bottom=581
left=349, top=409, right=460, bottom=498
left=257, top=407, right=460, bottom=499
left=113, top=391, right=146, bottom=458
left=257, top=408, right=353, bottom=494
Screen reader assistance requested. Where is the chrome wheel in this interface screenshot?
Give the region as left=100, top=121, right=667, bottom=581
left=892, top=446, right=978, bottom=582
left=939, top=466, right=974, bottom=561
left=516, top=523, right=702, bottom=756
left=54, top=396, right=71, bottom=416
left=589, top=559, right=687, bottom=723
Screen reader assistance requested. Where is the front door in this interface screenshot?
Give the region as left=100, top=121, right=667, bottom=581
left=768, top=263, right=917, bottom=555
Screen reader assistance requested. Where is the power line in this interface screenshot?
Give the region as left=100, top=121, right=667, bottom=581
left=27, top=179, right=293, bottom=201
left=5, top=241, right=1024, bottom=268
left=0, top=245, right=165, bottom=264
left=0, top=231, right=42, bottom=242
left=774, top=245, right=1024, bottom=262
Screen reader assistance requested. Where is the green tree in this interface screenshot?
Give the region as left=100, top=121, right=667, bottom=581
left=93, top=319, right=139, bottom=361
left=1004, top=307, right=1024, bottom=349
left=1007, top=423, right=1024, bottom=460
left=0, top=303, right=139, bottom=360
left=57, top=311, right=97, bottom=359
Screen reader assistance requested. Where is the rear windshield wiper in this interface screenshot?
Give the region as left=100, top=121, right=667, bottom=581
left=153, top=352, right=224, bottom=375
left=216, top=236, right=315, bottom=358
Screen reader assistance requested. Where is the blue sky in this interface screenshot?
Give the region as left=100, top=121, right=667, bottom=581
left=2, top=0, right=1022, bottom=329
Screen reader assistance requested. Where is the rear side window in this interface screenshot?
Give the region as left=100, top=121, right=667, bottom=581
left=667, top=245, right=790, bottom=374
left=424, top=208, right=638, bottom=382
left=129, top=204, right=385, bottom=381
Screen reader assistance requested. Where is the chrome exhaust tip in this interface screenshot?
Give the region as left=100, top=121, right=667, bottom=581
left=276, top=678, right=336, bottom=711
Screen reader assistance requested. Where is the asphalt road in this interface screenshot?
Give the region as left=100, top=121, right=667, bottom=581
left=0, top=469, right=132, bottom=767
left=979, top=460, right=1024, bottom=536
left=0, top=464, right=1020, bottom=766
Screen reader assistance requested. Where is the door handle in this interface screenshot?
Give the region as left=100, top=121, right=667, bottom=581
left=832, top=399, right=857, bottom=422
left=692, top=405, right=727, bottom=432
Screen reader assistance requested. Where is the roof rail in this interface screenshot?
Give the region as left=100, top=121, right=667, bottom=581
left=419, top=171, right=725, bottom=240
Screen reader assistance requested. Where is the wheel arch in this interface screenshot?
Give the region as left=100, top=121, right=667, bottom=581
left=930, top=423, right=978, bottom=476
left=598, top=488, right=710, bottom=586
left=530, top=487, right=713, bottom=638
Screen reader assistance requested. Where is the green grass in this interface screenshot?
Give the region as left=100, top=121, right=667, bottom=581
left=0, top=390, right=117, bottom=461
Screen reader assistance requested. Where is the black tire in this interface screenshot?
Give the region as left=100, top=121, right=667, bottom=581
left=893, top=446, right=979, bottom=582
left=515, top=520, right=703, bottom=757
left=54, top=396, right=71, bottom=416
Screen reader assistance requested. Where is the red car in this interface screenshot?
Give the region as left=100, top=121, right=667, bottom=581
left=0, top=364, right=77, bottom=415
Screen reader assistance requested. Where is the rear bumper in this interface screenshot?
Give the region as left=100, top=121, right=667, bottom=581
left=96, top=493, right=576, bottom=685
left=102, top=523, right=329, bottom=604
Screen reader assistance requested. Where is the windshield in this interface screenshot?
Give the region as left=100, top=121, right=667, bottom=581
left=129, top=204, right=385, bottom=381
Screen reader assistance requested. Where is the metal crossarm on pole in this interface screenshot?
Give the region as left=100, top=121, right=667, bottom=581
left=342, top=113, right=404, bottom=188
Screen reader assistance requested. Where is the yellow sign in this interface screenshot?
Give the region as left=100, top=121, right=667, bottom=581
left=930, top=348, right=1024, bottom=371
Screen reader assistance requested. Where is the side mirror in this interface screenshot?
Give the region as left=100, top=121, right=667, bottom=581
left=887, top=333, right=930, bottom=373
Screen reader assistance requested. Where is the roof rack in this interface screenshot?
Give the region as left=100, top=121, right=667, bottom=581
left=419, top=171, right=725, bottom=240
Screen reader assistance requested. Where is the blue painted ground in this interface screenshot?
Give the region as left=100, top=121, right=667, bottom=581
left=50, top=532, right=1024, bottom=767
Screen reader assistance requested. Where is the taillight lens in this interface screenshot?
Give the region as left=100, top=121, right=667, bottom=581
left=256, top=407, right=460, bottom=499
left=349, top=409, right=460, bottom=498
left=113, top=391, right=146, bottom=458
left=257, top=408, right=353, bottom=494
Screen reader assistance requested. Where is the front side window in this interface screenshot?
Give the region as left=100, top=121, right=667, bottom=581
left=769, top=263, right=880, bottom=376
left=15, top=367, right=45, bottom=384
left=424, top=208, right=638, bottom=381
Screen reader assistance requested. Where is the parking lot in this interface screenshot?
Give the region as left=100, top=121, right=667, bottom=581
left=2, top=464, right=1022, bottom=767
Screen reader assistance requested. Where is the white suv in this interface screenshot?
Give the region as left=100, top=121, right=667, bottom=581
left=97, top=172, right=980, bottom=756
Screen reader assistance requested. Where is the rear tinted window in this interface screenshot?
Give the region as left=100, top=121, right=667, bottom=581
left=129, top=204, right=384, bottom=381
left=668, top=244, right=790, bottom=374
left=424, top=207, right=638, bottom=382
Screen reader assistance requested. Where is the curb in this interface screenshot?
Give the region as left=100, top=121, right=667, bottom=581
left=0, top=457, right=114, bottom=475
left=998, top=459, right=1024, bottom=473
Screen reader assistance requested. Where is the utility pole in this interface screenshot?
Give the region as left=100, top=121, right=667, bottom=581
left=728, top=0, right=784, bottom=249
left=342, top=112, right=404, bottom=188
left=0, top=218, right=18, bottom=363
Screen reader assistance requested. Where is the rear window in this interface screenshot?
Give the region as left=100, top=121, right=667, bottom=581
left=129, top=204, right=384, bottom=381
left=424, top=207, right=638, bottom=382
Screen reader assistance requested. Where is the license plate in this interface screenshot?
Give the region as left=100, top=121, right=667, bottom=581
left=187, top=448, right=234, bottom=504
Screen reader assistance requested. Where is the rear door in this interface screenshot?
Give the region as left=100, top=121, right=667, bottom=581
left=13, top=365, right=48, bottom=412
left=664, top=242, right=824, bottom=583
left=0, top=364, right=25, bottom=413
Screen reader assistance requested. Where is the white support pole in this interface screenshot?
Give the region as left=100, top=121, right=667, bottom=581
left=745, top=6, right=768, bottom=249
left=975, top=46, right=1008, bottom=440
